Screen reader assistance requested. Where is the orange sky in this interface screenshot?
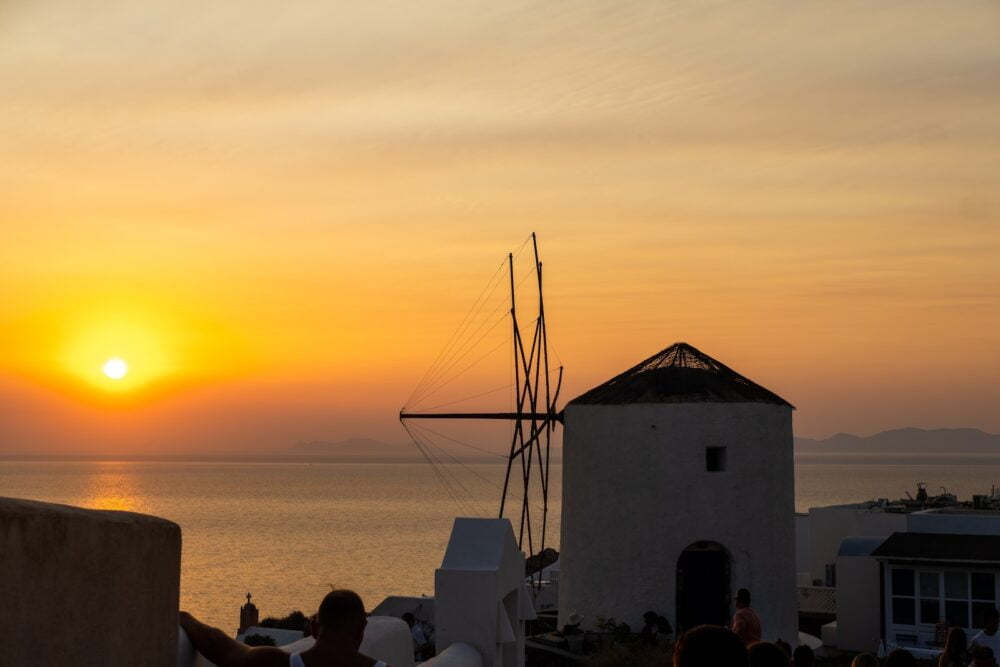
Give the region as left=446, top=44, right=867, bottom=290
left=1, top=1, right=998, bottom=454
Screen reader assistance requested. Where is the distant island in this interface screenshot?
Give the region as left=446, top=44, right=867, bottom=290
left=794, top=427, right=1000, bottom=456
left=288, top=437, right=514, bottom=463
left=3, top=428, right=996, bottom=462
left=300, top=428, right=1000, bottom=463
left=289, top=438, right=427, bottom=463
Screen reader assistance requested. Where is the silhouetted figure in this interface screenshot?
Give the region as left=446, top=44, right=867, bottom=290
left=180, top=589, right=387, bottom=667
left=938, top=627, right=969, bottom=667
left=775, top=639, right=792, bottom=657
left=748, top=641, right=791, bottom=667
left=641, top=610, right=672, bottom=646
left=402, top=612, right=431, bottom=662
left=884, top=648, right=917, bottom=667
left=559, top=612, right=584, bottom=636
left=732, top=588, right=762, bottom=646
left=972, top=608, right=1000, bottom=658
left=972, top=645, right=999, bottom=667
left=674, top=625, right=749, bottom=667
left=850, top=652, right=880, bottom=667
left=792, top=644, right=814, bottom=667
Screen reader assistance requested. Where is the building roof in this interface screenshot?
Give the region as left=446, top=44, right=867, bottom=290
left=838, top=536, right=888, bottom=558
left=872, top=532, right=1000, bottom=563
left=568, top=342, right=793, bottom=407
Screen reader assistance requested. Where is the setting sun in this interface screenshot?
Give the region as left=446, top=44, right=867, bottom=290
left=102, top=358, right=129, bottom=380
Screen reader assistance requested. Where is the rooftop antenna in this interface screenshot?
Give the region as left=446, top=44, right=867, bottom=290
left=400, top=232, right=563, bottom=573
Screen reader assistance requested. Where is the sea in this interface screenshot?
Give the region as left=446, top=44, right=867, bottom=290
left=2, top=456, right=999, bottom=635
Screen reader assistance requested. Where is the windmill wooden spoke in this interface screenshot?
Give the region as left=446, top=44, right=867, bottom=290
left=399, top=232, right=562, bottom=570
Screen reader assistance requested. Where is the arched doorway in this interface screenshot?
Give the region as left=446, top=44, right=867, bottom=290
left=676, top=541, right=731, bottom=631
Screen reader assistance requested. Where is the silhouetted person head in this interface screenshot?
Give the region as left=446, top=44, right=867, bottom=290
left=792, top=644, right=815, bottom=667
left=985, top=608, right=1000, bottom=635
left=972, top=645, right=998, bottom=667
left=851, top=652, right=880, bottom=667
left=737, top=588, right=752, bottom=609
left=885, top=648, right=917, bottom=667
left=674, top=625, right=749, bottom=667
left=748, top=641, right=791, bottom=667
left=774, top=639, right=792, bottom=657
left=943, top=627, right=968, bottom=661
left=402, top=612, right=416, bottom=628
left=313, top=589, right=367, bottom=648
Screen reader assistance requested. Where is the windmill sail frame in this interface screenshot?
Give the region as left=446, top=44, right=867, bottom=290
left=400, top=233, right=563, bottom=567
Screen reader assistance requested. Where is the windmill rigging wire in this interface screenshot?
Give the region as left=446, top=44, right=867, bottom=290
left=400, top=232, right=558, bottom=548
left=415, top=383, right=515, bottom=413
left=406, top=261, right=508, bottom=408
left=406, top=420, right=545, bottom=513
left=402, top=420, right=480, bottom=516
left=406, top=235, right=532, bottom=408
left=415, top=431, right=491, bottom=517
left=406, top=260, right=538, bottom=409
left=407, top=332, right=510, bottom=409
left=407, top=302, right=507, bottom=407
left=406, top=419, right=507, bottom=459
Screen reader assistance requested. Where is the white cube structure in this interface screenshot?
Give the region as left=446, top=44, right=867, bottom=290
left=558, top=343, right=798, bottom=642
left=435, top=518, right=530, bottom=667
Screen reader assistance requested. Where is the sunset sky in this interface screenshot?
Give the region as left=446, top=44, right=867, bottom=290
left=1, top=1, right=998, bottom=455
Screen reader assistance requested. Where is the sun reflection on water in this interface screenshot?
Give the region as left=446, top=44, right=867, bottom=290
left=79, top=462, right=148, bottom=513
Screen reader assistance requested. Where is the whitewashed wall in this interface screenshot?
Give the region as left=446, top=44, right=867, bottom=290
left=834, top=537, right=885, bottom=653
left=559, top=402, right=798, bottom=642
left=435, top=518, right=529, bottom=667
left=805, top=505, right=905, bottom=585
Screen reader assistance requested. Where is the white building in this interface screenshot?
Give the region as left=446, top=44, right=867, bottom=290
left=558, top=342, right=799, bottom=642
left=798, top=502, right=1000, bottom=656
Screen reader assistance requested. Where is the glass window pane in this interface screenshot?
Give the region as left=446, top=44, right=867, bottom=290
left=973, top=602, right=995, bottom=629
left=920, top=572, right=940, bottom=598
left=946, top=572, right=968, bottom=599
left=893, top=569, right=915, bottom=597
left=972, top=573, right=995, bottom=601
left=921, top=599, right=941, bottom=624
left=945, top=600, right=969, bottom=628
left=894, top=597, right=916, bottom=626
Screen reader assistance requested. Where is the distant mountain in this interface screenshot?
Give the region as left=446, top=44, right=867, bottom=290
left=795, top=427, right=1000, bottom=455
left=287, top=437, right=512, bottom=463
left=288, top=437, right=426, bottom=462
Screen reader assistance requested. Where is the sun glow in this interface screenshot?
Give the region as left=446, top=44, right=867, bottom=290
left=3, top=291, right=252, bottom=409
left=62, top=318, right=170, bottom=393
left=102, top=357, right=129, bottom=380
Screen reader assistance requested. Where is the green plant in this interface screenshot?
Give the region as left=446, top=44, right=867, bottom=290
left=260, top=610, right=308, bottom=631
left=595, top=617, right=634, bottom=645
left=243, top=633, right=277, bottom=647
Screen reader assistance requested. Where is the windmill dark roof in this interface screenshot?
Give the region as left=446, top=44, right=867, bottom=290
left=568, top=342, right=793, bottom=407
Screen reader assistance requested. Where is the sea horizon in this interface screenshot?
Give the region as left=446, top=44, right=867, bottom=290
left=4, top=451, right=1000, bottom=465
left=4, top=457, right=1000, bottom=635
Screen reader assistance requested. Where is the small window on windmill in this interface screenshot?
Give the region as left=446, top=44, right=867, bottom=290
left=706, top=446, right=727, bottom=472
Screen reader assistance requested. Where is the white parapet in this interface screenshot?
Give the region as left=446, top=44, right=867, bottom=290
left=422, top=642, right=484, bottom=667
left=435, top=518, right=531, bottom=667
left=0, top=496, right=181, bottom=667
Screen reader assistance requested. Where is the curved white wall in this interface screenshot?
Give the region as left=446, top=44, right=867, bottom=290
left=558, top=402, right=797, bottom=642
left=1, top=497, right=181, bottom=667
left=421, top=642, right=484, bottom=667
